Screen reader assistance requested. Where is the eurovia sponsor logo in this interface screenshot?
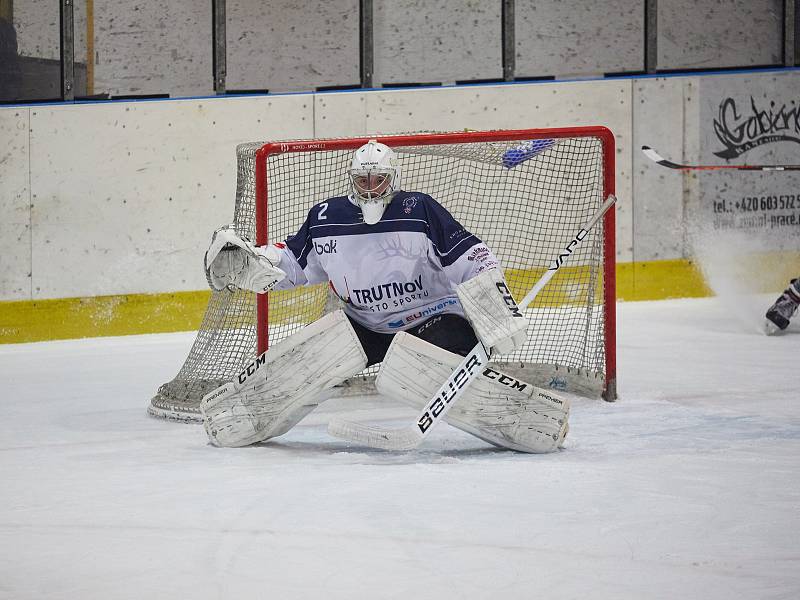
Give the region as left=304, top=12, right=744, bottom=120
left=548, top=376, right=567, bottom=391
left=713, top=96, right=800, bottom=159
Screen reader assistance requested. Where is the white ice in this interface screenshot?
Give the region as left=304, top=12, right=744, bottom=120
left=1, top=297, right=799, bottom=600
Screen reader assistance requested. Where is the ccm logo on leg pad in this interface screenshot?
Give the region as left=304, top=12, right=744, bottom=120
left=483, top=367, right=528, bottom=392
left=238, top=352, right=267, bottom=385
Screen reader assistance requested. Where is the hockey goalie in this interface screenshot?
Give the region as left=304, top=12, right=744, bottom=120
left=199, top=140, right=570, bottom=453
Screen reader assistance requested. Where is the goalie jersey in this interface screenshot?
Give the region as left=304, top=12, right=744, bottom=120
left=272, top=191, right=500, bottom=333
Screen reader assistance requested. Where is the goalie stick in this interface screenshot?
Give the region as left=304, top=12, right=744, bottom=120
left=327, top=193, right=618, bottom=451
left=641, top=146, right=800, bottom=172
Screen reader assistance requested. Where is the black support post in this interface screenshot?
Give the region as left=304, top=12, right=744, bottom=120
left=645, top=0, right=658, bottom=74
left=502, top=0, right=515, bottom=82
left=784, top=0, right=796, bottom=66
left=360, top=0, right=374, bottom=88
left=213, top=0, right=227, bottom=94
left=60, top=0, right=74, bottom=100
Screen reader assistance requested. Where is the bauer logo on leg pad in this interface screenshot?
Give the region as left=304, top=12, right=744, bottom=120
left=417, top=352, right=483, bottom=433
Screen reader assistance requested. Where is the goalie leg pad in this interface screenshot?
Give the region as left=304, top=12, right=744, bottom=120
left=375, top=332, right=569, bottom=453
left=201, top=310, right=368, bottom=447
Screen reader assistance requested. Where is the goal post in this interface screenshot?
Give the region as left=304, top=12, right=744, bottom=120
left=149, top=127, right=617, bottom=422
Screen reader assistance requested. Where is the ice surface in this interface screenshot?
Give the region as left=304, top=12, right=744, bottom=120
left=1, top=297, right=798, bottom=600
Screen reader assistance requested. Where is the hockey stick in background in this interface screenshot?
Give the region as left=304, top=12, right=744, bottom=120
left=642, top=145, right=800, bottom=172
left=327, top=194, right=618, bottom=451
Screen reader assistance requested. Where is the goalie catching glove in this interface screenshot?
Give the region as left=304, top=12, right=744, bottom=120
left=457, top=268, right=528, bottom=355
left=204, top=225, right=286, bottom=293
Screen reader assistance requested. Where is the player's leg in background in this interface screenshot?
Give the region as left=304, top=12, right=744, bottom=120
left=765, top=277, right=800, bottom=334
left=407, top=314, right=479, bottom=357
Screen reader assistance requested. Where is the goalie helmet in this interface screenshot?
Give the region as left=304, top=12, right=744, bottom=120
left=348, top=140, right=401, bottom=225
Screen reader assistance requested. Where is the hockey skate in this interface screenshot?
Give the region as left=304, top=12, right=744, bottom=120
left=765, top=279, right=800, bottom=335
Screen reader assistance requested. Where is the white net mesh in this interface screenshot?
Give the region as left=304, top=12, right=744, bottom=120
left=149, top=130, right=614, bottom=421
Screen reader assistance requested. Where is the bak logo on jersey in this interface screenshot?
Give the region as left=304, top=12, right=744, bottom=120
left=495, top=282, right=522, bottom=317
left=314, top=240, right=337, bottom=255
left=417, top=352, right=483, bottom=433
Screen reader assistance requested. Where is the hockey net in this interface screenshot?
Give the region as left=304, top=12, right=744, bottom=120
left=149, top=128, right=616, bottom=422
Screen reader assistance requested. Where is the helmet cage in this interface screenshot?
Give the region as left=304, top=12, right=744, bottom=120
left=347, top=140, right=401, bottom=224
left=349, top=170, right=395, bottom=202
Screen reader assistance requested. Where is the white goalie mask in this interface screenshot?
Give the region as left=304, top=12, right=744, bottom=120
left=348, top=140, right=401, bottom=225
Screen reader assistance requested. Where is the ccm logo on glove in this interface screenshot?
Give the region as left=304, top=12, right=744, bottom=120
left=496, top=282, right=522, bottom=317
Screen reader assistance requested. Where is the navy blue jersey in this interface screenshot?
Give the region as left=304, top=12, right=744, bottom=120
left=272, top=191, right=499, bottom=332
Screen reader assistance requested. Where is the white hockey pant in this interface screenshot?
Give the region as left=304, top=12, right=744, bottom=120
left=201, top=309, right=368, bottom=447
left=376, top=332, right=570, bottom=453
